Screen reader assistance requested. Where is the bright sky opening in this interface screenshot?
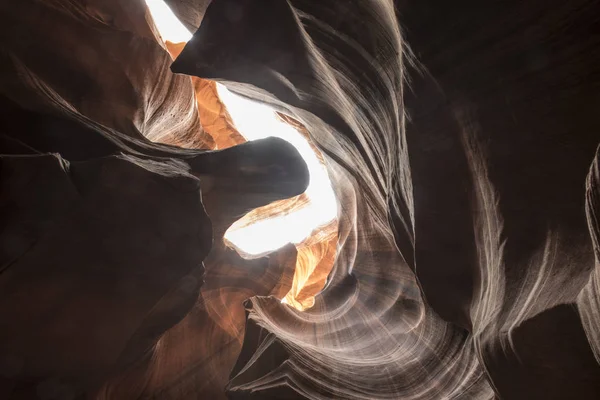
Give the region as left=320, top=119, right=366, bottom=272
left=144, top=0, right=192, bottom=43
left=145, top=0, right=338, bottom=256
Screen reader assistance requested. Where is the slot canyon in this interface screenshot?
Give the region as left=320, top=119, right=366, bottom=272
left=1, top=0, right=600, bottom=399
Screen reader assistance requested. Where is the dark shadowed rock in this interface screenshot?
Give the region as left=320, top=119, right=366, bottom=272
left=1, top=0, right=600, bottom=398
left=0, top=152, right=211, bottom=397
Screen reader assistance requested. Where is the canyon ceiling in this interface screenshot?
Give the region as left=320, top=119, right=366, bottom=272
left=1, top=0, right=600, bottom=399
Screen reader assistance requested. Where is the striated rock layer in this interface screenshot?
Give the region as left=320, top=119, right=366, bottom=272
left=1, top=0, right=600, bottom=399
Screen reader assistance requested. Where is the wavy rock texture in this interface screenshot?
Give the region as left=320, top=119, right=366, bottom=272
left=0, top=3, right=309, bottom=400
left=173, top=0, right=600, bottom=399
left=1, top=0, right=600, bottom=399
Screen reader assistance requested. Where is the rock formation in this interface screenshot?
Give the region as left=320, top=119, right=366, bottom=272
left=1, top=0, right=600, bottom=399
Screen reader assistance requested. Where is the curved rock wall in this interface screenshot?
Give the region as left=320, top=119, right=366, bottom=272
left=1, top=0, right=600, bottom=399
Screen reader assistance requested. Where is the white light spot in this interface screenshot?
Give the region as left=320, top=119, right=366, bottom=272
left=145, top=0, right=337, bottom=256
left=144, top=0, right=192, bottom=43
left=217, top=86, right=337, bottom=255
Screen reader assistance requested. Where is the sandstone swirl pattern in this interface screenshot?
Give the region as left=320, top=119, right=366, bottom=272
left=1, top=0, right=600, bottom=399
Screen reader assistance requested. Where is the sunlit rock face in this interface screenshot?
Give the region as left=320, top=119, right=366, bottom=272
left=1, top=0, right=600, bottom=400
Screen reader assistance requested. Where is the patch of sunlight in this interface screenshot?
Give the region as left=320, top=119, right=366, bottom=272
left=217, top=86, right=337, bottom=255
left=144, top=0, right=192, bottom=43
left=145, top=0, right=337, bottom=256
